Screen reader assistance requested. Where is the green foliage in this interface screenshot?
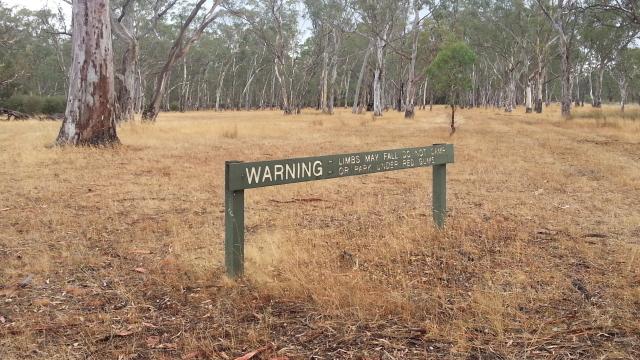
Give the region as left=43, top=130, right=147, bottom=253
left=169, top=102, right=181, bottom=112
left=0, top=95, right=65, bottom=114
left=0, top=4, right=69, bottom=98
left=427, top=41, right=476, bottom=105
left=41, top=96, right=66, bottom=114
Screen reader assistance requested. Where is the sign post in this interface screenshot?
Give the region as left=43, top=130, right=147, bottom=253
left=224, top=144, right=454, bottom=278
left=225, top=161, right=244, bottom=278
left=432, top=163, right=447, bottom=228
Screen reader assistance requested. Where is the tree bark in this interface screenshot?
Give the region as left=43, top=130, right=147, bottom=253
left=111, top=5, right=138, bottom=122
left=588, top=70, right=595, bottom=107
left=505, top=68, right=516, bottom=113
left=352, top=41, right=373, bottom=114
left=215, top=62, right=229, bottom=111
left=560, top=42, right=572, bottom=117
left=327, top=28, right=340, bottom=114
left=342, top=61, right=351, bottom=108
left=450, top=97, right=456, bottom=135
left=537, top=0, right=573, bottom=118
left=320, top=31, right=329, bottom=113
left=595, top=64, right=604, bottom=107
left=56, top=0, right=118, bottom=146
left=525, top=80, right=533, bottom=113
left=617, top=76, right=627, bottom=112
left=404, top=0, right=421, bottom=119
left=535, top=70, right=543, bottom=113
left=373, top=26, right=389, bottom=117
left=274, top=57, right=291, bottom=114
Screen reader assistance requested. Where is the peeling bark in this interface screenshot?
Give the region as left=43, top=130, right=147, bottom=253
left=56, top=0, right=118, bottom=146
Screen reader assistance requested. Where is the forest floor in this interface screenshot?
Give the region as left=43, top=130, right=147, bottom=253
left=1, top=105, right=640, bottom=359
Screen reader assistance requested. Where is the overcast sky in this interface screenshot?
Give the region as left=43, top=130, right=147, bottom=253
left=4, top=0, right=66, bottom=11
left=4, top=0, right=313, bottom=42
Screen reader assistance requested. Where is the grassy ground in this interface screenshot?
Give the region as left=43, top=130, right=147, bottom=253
left=1, top=105, right=639, bottom=359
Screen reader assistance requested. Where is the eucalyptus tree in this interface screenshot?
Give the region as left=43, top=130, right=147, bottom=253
left=587, top=0, right=640, bottom=27
left=581, top=4, right=639, bottom=107
left=403, top=0, right=434, bottom=118
left=465, top=0, right=526, bottom=112
left=0, top=4, right=26, bottom=93
left=110, top=0, right=180, bottom=121
left=529, top=3, right=557, bottom=113
left=56, top=0, right=118, bottom=145
left=231, top=0, right=300, bottom=114
left=495, top=1, right=531, bottom=112
left=610, top=47, right=640, bottom=112
left=350, top=37, right=373, bottom=113
left=0, top=5, right=70, bottom=98
left=536, top=0, right=581, bottom=117
left=353, top=0, right=408, bottom=117
left=428, top=41, right=476, bottom=134
left=305, top=0, right=350, bottom=114
left=141, top=0, right=223, bottom=121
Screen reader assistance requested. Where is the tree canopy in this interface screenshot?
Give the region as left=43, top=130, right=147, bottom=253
left=0, top=0, right=638, bottom=119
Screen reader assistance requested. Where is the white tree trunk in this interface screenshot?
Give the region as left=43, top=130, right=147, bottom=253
left=274, top=57, right=291, bottom=114
left=320, top=32, right=329, bottom=113
left=112, top=7, right=138, bottom=122
left=215, top=63, right=228, bottom=111
left=404, top=0, right=421, bottom=119
left=588, top=71, right=595, bottom=107
left=56, top=0, right=118, bottom=145
left=560, top=42, right=572, bottom=117
left=352, top=40, right=373, bottom=113
left=504, top=69, right=515, bottom=113
left=525, top=80, right=533, bottom=113
left=373, top=27, right=389, bottom=117
left=618, top=76, right=627, bottom=112
left=327, top=28, right=340, bottom=114
left=595, top=63, right=604, bottom=107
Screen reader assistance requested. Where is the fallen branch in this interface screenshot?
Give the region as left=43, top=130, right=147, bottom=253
left=0, top=107, right=30, bottom=120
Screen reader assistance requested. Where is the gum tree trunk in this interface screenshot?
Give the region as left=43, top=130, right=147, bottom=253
left=327, top=28, right=340, bottom=114
left=56, top=0, right=118, bottom=146
left=404, top=0, right=421, bottom=119
left=319, top=32, right=329, bottom=113
left=617, top=76, right=627, bottom=112
left=559, top=42, right=572, bottom=117
left=112, top=7, right=138, bottom=122
left=504, top=68, right=516, bottom=112
left=372, top=25, right=389, bottom=117
left=535, top=70, right=544, bottom=113
left=537, top=0, right=573, bottom=118
left=525, top=80, right=533, bottom=113
left=588, top=71, right=595, bottom=106
left=595, top=63, right=604, bottom=107
left=352, top=40, right=373, bottom=113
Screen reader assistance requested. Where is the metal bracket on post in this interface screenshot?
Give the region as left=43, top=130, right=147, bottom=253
left=432, top=144, right=447, bottom=229
left=225, top=161, right=244, bottom=278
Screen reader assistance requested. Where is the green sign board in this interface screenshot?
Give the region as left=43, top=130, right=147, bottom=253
left=225, top=144, right=454, bottom=278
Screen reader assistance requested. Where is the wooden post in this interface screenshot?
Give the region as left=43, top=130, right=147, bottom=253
left=432, top=145, right=447, bottom=228
left=225, top=161, right=244, bottom=278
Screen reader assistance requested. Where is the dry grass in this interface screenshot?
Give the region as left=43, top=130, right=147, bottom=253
left=1, top=105, right=639, bottom=359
